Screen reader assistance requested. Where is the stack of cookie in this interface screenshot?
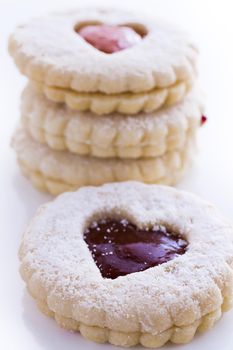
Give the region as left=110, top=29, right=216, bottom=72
left=9, top=8, right=204, bottom=195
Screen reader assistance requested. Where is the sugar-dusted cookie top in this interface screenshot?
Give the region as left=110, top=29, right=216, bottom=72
left=9, top=8, right=198, bottom=94
left=19, top=181, right=233, bottom=339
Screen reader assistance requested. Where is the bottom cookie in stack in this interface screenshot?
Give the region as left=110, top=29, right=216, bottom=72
left=12, top=127, right=195, bottom=195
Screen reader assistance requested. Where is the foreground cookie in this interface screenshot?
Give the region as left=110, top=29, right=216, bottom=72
left=9, top=8, right=198, bottom=114
left=12, top=128, right=194, bottom=195
left=21, top=84, right=203, bottom=158
left=19, top=182, right=233, bottom=347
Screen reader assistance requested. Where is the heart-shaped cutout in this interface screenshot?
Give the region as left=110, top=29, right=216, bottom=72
left=77, top=24, right=143, bottom=53
left=84, top=219, right=188, bottom=279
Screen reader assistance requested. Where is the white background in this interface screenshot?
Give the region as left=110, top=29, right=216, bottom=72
left=1, top=0, right=233, bottom=349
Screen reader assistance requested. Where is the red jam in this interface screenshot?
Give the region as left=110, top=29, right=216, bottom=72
left=201, top=115, right=207, bottom=126
left=84, top=219, right=188, bottom=279
left=78, top=24, right=142, bottom=53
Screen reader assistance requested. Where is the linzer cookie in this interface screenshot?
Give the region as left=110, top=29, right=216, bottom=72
left=31, top=79, right=193, bottom=115
left=9, top=8, right=198, bottom=114
left=11, top=128, right=194, bottom=195
left=19, top=182, right=233, bottom=347
left=21, top=84, right=203, bottom=159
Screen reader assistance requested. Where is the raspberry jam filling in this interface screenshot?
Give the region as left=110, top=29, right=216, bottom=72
left=84, top=219, right=188, bottom=279
left=201, top=115, right=207, bottom=126
left=78, top=24, right=142, bottom=53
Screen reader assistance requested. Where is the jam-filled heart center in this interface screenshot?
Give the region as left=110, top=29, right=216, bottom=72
left=77, top=24, right=143, bottom=53
left=84, top=219, right=188, bottom=279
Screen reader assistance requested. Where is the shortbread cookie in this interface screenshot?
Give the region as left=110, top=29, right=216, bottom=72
left=19, top=182, right=233, bottom=348
left=32, top=79, right=193, bottom=115
left=11, top=128, right=194, bottom=195
left=21, top=85, right=203, bottom=159
left=9, top=8, right=198, bottom=95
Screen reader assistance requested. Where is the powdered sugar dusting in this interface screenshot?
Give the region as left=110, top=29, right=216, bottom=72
left=9, top=8, right=198, bottom=93
left=19, top=182, right=233, bottom=333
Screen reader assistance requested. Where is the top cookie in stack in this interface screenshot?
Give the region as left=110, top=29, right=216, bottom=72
left=9, top=8, right=204, bottom=195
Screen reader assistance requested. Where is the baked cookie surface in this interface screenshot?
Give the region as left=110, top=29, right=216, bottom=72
left=21, top=84, right=203, bottom=159
left=19, top=182, right=233, bottom=347
left=32, top=78, right=193, bottom=115
left=9, top=8, right=198, bottom=94
left=12, top=128, right=194, bottom=195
